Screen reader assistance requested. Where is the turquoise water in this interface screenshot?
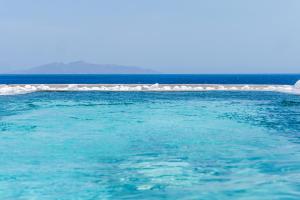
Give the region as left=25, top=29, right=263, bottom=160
left=0, top=91, right=300, bottom=199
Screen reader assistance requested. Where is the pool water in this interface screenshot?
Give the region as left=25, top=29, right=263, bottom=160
left=0, top=91, right=300, bottom=199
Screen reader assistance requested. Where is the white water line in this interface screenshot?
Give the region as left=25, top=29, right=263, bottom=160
left=0, top=81, right=299, bottom=96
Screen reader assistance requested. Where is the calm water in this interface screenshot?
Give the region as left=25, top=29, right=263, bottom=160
left=0, top=91, right=300, bottom=199
left=1, top=74, right=300, bottom=84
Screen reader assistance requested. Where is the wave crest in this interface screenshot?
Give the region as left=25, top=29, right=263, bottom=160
left=0, top=83, right=298, bottom=96
left=295, top=80, right=300, bottom=89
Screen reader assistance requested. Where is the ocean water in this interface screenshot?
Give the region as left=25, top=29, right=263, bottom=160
left=1, top=91, right=300, bottom=199
left=1, top=74, right=300, bottom=96
left=1, top=74, right=300, bottom=84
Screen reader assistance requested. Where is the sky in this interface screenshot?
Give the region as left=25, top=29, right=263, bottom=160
left=0, top=0, right=300, bottom=73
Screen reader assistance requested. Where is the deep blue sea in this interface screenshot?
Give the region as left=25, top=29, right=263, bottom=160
left=1, top=74, right=300, bottom=84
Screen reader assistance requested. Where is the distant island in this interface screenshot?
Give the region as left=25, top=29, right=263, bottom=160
left=7, top=61, right=158, bottom=74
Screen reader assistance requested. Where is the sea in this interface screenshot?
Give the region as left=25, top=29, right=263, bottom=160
left=0, top=74, right=300, bottom=199
left=0, top=74, right=300, bottom=84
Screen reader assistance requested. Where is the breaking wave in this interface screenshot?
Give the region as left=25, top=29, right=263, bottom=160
left=0, top=82, right=299, bottom=96
left=295, top=80, right=300, bottom=89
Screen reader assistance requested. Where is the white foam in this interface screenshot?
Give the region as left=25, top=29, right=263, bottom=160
left=291, top=80, right=300, bottom=94
left=0, top=83, right=298, bottom=96
left=295, top=80, right=300, bottom=89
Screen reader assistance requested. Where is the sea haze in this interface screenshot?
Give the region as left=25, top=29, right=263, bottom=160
left=7, top=61, right=158, bottom=74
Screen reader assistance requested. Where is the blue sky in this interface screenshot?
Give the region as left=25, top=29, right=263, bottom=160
left=0, top=0, right=299, bottom=73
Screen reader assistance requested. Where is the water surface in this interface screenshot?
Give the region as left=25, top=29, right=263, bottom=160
left=1, top=74, right=300, bottom=84
left=0, top=91, right=300, bottom=199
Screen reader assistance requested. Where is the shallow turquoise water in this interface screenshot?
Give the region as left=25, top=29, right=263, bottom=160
left=0, top=91, right=300, bottom=199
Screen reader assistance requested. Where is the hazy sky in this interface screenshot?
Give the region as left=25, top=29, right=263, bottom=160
left=0, top=0, right=300, bottom=73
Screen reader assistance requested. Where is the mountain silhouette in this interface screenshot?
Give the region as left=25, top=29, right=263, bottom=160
left=11, top=61, right=158, bottom=74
